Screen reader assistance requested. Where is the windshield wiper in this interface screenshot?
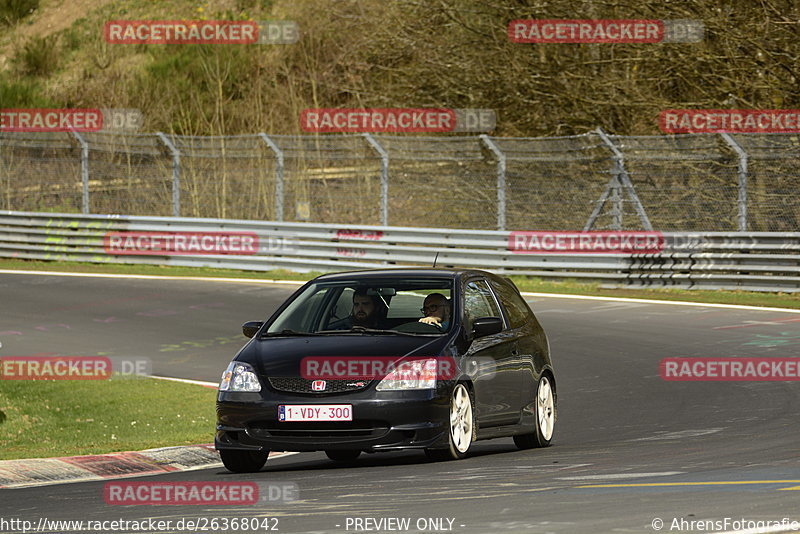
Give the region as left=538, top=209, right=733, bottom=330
left=261, top=329, right=322, bottom=337
left=344, top=326, right=422, bottom=337
left=308, top=327, right=436, bottom=337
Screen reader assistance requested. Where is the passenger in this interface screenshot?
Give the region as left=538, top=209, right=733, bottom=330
left=419, top=293, right=451, bottom=330
left=351, top=288, right=383, bottom=328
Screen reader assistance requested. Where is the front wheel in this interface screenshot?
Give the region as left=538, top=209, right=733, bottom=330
left=514, top=374, right=555, bottom=449
left=425, top=383, right=475, bottom=461
left=219, top=449, right=269, bottom=473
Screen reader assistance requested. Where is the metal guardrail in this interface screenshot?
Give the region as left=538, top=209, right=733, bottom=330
left=0, top=211, right=798, bottom=292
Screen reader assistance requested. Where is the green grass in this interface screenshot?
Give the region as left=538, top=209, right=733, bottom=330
left=0, top=376, right=217, bottom=460
left=12, top=34, right=60, bottom=76
left=0, top=0, right=38, bottom=26
left=1, top=257, right=799, bottom=309
left=0, top=79, right=53, bottom=107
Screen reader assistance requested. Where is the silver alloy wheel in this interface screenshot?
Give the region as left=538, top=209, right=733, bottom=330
left=450, top=384, right=473, bottom=453
left=538, top=376, right=555, bottom=441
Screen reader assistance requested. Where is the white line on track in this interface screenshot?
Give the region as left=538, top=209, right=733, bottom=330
left=2, top=268, right=797, bottom=313
left=151, top=375, right=218, bottom=388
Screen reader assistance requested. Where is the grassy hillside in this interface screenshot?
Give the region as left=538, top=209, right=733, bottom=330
left=1, top=0, right=799, bottom=136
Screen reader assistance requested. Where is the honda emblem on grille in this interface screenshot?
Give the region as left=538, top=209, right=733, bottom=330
left=311, top=380, right=326, bottom=391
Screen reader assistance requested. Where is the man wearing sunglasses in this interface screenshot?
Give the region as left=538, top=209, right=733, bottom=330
left=419, top=292, right=451, bottom=330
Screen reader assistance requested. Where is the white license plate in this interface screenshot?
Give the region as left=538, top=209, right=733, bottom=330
left=278, top=404, right=352, bottom=422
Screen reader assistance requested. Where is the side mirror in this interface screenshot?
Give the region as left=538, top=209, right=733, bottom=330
left=472, top=316, right=502, bottom=338
left=242, top=321, right=264, bottom=338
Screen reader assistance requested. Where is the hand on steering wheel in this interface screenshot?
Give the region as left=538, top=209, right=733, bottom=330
left=419, top=316, right=443, bottom=328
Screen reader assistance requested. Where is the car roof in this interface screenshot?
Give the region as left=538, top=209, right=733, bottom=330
left=311, top=268, right=498, bottom=282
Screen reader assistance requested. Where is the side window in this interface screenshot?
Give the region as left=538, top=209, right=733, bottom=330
left=489, top=279, right=532, bottom=329
left=331, top=288, right=354, bottom=321
left=269, top=286, right=333, bottom=333
left=319, top=287, right=353, bottom=329
left=464, top=280, right=502, bottom=330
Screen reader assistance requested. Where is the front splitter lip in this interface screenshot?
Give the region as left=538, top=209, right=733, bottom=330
left=215, top=421, right=447, bottom=452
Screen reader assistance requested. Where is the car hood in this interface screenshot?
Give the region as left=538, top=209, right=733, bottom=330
left=239, top=334, right=452, bottom=377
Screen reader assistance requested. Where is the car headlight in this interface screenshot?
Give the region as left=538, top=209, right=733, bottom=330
left=376, top=358, right=438, bottom=391
left=219, top=361, right=261, bottom=392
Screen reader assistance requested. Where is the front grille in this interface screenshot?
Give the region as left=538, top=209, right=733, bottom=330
left=266, top=377, right=371, bottom=394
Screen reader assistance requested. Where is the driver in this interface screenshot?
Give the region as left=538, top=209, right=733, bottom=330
left=419, top=293, right=451, bottom=330
left=330, top=288, right=386, bottom=329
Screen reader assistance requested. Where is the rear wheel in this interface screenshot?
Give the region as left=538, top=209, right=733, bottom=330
left=425, top=383, right=474, bottom=461
left=325, top=450, right=361, bottom=462
left=219, top=449, right=269, bottom=473
left=514, top=375, right=555, bottom=449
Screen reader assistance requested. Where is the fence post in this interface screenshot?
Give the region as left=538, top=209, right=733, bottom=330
left=259, top=133, right=284, bottom=222
left=480, top=134, right=507, bottom=231
left=70, top=130, right=90, bottom=214
left=363, top=133, right=389, bottom=226
left=609, top=174, right=622, bottom=230
left=594, top=128, right=653, bottom=231
left=156, top=132, right=181, bottom=217
left=720, top=133, right=748, bottom=231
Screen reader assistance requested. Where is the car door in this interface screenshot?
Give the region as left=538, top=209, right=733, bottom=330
left=488, top=277, right=549, bottom=418
left=462, top=278, right=520, bottom=426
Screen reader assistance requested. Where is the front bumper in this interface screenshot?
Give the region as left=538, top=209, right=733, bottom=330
left=215, top=388, right=451, bottom=452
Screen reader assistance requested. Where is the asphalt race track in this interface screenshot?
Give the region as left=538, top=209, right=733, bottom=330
left=2, top=271, right=800, bottom=534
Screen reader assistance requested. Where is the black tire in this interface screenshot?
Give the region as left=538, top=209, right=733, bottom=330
left=425, top=383, right=475, bottom=461
left=219, top=449, right=269, bottom=473
left=514, top=374, right=555, bottom=449
left=325, top=450, right=361, bottom=462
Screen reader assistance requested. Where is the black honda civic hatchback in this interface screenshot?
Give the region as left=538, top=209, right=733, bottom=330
left=215, top=268, right=556, bottom=472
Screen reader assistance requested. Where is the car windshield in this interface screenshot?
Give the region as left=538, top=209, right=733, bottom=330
left=265, top=277, right=454, bottom=336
